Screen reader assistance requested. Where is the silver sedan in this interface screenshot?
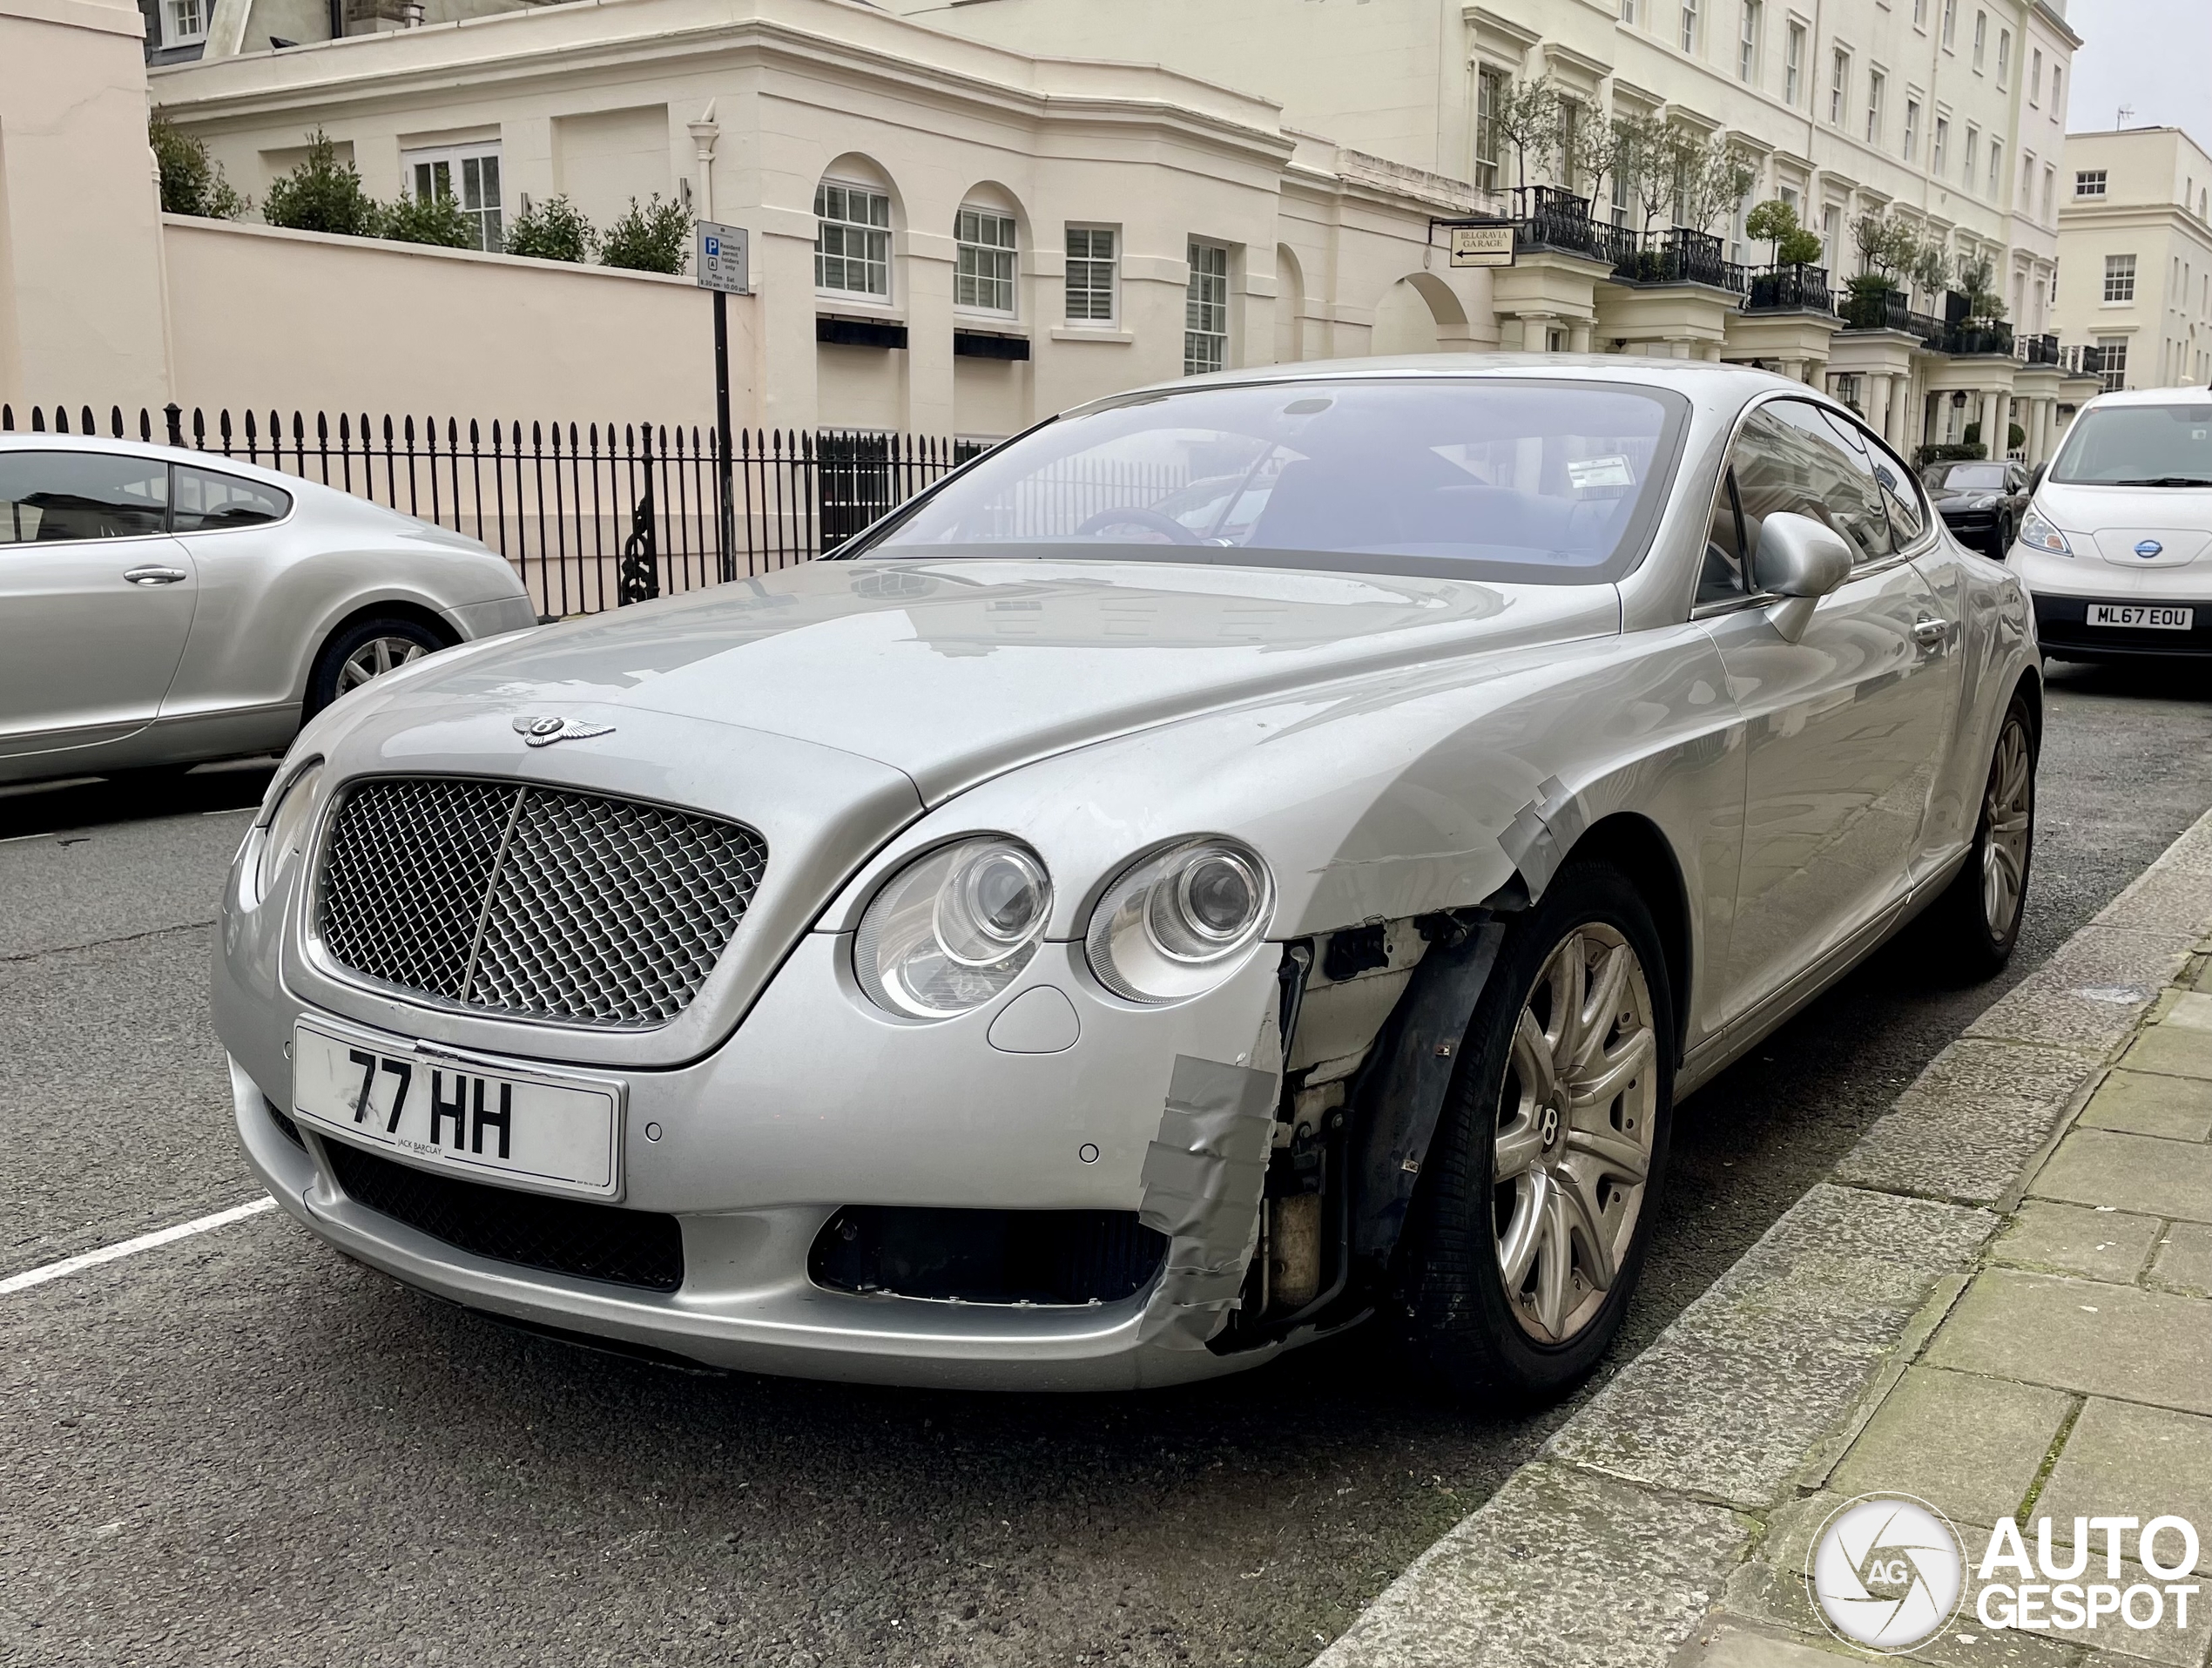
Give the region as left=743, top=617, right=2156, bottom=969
left=214, top=359, right=2040, bottom=1404
left=0, top=436, right=537, bottom=787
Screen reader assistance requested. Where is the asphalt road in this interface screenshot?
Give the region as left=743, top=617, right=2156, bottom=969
left=4, top=658, right=2211, bottom=1668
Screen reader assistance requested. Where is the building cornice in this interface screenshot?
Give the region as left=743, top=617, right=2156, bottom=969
left=152, top=0, right=1293, bottom=165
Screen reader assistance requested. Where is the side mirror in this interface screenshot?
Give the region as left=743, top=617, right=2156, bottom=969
left=1754, top=511, right=1853, bottom=643
left=2029, top=463, right=2047, bottom=494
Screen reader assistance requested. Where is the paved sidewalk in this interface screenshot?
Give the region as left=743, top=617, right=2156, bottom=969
left=1315, top=811, right=2212, bottom=1668
left=1676, top=954, right=2212, bottom=1668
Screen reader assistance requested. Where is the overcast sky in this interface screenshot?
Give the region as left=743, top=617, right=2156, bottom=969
left=2065, top=0, right=2212, bottom=151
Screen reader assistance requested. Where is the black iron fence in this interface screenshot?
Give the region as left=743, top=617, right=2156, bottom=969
left=1743, top=262, right=1833, bottom=314
left=1, top=401, right=975, bottom=618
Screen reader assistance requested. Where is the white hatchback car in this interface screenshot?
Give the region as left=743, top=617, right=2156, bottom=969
left=0, top=436, right=538, bottom=786
left=2011, top=387, right=2212, bottom=659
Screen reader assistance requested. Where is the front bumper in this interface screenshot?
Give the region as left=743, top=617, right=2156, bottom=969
left=219, top=929, right=1292, bottom=1391
left=2030, top=592, right=2212, bottom=658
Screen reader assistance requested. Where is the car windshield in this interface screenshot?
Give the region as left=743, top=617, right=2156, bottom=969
left=1932, top=463, right=2009, bottom=491
left=2049, top=402, right=2212, bottom=486
left=847, top=378, right=1686, bottom=584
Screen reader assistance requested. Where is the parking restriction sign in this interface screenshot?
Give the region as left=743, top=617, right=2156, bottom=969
left=698, top=221, right=750, bottom=294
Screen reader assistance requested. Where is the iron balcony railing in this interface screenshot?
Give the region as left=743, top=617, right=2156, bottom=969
left=1608, top=227, right=1747, bottom=294
left=2016, top=333, right=2061, bottom=366
left=1939, top=321, right=2017, bottom=357
left=2, top=402, right=976, bottom=619
left=1743, top=263, right=1834, bottom=314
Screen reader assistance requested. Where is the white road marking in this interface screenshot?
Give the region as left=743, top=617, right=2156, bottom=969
left=0, top=1198, right=276, bottom=1296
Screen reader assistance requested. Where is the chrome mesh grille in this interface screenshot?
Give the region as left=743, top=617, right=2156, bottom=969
left=317, top=778, right=767, bottom=1028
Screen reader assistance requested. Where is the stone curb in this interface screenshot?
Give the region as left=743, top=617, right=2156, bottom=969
left=1310, top=807, right=2212, bottom=1668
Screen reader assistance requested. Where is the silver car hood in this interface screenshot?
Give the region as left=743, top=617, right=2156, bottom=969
left=287, top=557, right=1617, bottom=1067
left=381, top=556, right=1622, bottom=803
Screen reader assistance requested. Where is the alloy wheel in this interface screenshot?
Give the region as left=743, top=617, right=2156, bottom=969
left=1494, top=922, right=1660, bottom=1345
left=1981, top=714, right=2033, bottom=935
left=337, top=634, right=428, bottom=693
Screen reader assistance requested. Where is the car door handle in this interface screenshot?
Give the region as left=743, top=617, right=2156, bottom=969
left=122, top=566, right=190, bottom=585
left=1912, top=617, right=1952, bottom=645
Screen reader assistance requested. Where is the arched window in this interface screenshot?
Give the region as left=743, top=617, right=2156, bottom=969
left=954, top=202, right=1019, bottom=316
left=816, top=177, right=892, bottom=301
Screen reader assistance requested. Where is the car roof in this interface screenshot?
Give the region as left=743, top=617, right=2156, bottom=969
left=2079, top=386, right=2212, bottom=411
left=1086, top=351, right=1838, bottom=418
left=0, top=429, right=333, bottom=499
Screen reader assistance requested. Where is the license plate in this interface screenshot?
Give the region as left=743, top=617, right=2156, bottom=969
left=2086, top=604, right=2195, bottom=630
left=291, top=1019, right=623, bottom=1198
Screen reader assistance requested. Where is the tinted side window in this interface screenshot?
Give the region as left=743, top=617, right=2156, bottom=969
left=1764, top=400, right=1895, bottom=562
left=1699, top=466, right=1749, bottom=604
left=1729, top=409, right=1862, bottom=585
left=173, top=466, right=291, bottom=532
left=1871, top=433, right=1928, bottom=545
left=0, top=451, right=168, bottom=544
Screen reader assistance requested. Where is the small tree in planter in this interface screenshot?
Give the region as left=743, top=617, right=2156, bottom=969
left=1674, top=138, right=1757, bottom=238
left=151, top=118, right=246, bottom=219
left=1744, top=198, right=1798, bottom=265
left=505, top=195, right=595, bottom=263
left=1490, top=75, right=1563, bottom=195
left=1954, top=253, right=2008, bottom=323
left=600, top=195, right=692, bottom=274
left=1744, top=199, right=1824, bottom=267
left=261, top=130, right=378, bottom=238
left=1614, top=113, right=1675, bottom=273
left=1564, top=116, right=1633, bottom=219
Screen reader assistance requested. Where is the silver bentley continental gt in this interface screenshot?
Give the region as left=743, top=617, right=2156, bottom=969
left=213, top=359, right=2040, bottom=1403
left=0, top=435, right=536, bottom=787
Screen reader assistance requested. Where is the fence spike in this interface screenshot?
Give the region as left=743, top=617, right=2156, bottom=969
left=219, top=409, right=233, bottom=451
left=138, top=409, right=152, bottom=442
left=192, top=408, right=206, bottom=447
left=403, top=414, right=416, bottom=445
left=109, top=405, right=124, bottom=438
left=79, top=404, right=94, bottom=435
left=469, top=417, right=480, bottom=445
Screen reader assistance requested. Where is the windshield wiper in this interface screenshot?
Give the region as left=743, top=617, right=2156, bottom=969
left=2105, top=476, right=2212, bottom=488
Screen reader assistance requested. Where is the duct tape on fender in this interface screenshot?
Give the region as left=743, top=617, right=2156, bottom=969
left=1134, top=1055, right=1278, bottom=1349
left=1498, top=774, right=1588, bottom=901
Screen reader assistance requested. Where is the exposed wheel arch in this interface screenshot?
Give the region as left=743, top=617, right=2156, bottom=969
left=1544, top=813, right=1695, bottom=1070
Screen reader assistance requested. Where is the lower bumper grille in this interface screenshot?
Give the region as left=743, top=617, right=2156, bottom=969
left=322, top=1138, right=684, bottom=1293
left=811, top=1205, right=1167, bottom=1306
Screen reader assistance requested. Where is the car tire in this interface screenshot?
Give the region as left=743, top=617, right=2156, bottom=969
left=1991, top=517, right=2013, bottom=558
left=1398, top=860, right=1676, bottom=1408
left=1919, top=688, right=2037, bottom=978
left=304, top=617, right=446, bottom=720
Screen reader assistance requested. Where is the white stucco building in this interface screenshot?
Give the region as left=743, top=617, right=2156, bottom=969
left=142, top=0, right=2103, bottom=456
left=2054, top=125, right=2212, bottom=395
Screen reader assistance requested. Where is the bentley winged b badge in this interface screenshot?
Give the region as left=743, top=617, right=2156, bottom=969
left=513, top=714, right=616, bottom=747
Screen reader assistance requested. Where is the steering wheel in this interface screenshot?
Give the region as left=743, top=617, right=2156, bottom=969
left=1073, top=506, right=1203, bottom=545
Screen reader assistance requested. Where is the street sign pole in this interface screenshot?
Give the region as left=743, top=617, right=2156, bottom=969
left=696, top=221, right=751, bottom=584
left=712, top=288, right=734, bottom=583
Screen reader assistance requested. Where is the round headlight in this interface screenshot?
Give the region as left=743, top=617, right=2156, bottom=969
left=1087, top=838, right=1274, bottom=1003
left=855, top=837, right=1051, bottom=1019
left=248, top=760, right=324, bottom=907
